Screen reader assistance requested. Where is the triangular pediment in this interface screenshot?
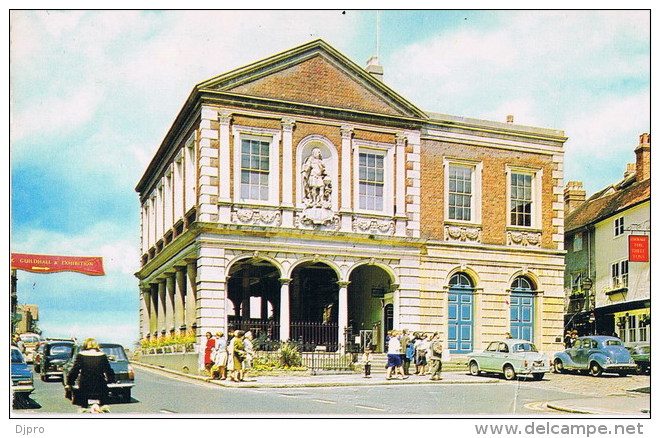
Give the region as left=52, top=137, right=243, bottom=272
left=198, top=40, right=425, bottom=118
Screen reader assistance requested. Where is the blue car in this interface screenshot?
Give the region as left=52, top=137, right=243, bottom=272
left=553, top=336, right=636, bottom=377
left=11, top=346, right=35, bottom=399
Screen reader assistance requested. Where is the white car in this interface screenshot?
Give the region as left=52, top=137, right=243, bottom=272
left=468, top=339, right=551, bottom=380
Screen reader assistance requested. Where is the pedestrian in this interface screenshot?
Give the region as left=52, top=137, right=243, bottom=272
left=563, top=330, right=573, bottom=348
left=399, top=328, right=411, bottom=375
left=411, top=332, right=421, bottom=374
left=203, top=331, right=215, bottom=374
left=385, top=330, right=407, bottom=380
left=12, top=335, right=25, bottom=353
left=230, top=330, right=246, bottom=382
left=65, top=337, right=115, bottom=408
left=428, top=332, right=443, bottom=381
left=212, top=331, right=228, bottom=380
left=361, top=347, right=373, bottom=378
left=243, top=331, right=255, bottom=381
left=415, top=333, right=430, bottom=376
left=505, top=332, right=512, bottom=339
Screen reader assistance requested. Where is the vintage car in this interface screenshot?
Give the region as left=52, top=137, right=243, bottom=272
left=11, top=346, right=35, bottom=398
left=626, top=344, right=650, bottom=374
left=553, top=336, right=636, bottom=376
left=63, top=342, right=135, bottom=401
left=18, top=333, right=43, bottom=363
left=467, top=339, right=551, bottom=380
left=36, top=340, right=75, bottom=381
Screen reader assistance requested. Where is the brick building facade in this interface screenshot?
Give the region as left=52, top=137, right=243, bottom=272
left=135, top=40, right=567, bottom=355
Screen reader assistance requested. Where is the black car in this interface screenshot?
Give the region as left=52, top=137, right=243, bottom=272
left=35, top=341, right=75, bottom=381
left=63, top=342, right=135, bottom=401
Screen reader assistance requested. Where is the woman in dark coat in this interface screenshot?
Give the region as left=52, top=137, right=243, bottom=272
left=65, top=338, right=115, bottom=407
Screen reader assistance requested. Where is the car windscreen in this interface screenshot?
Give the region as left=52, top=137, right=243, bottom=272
left=11, top=349, right=25, bottom=364
left=20, top=335, right=40, bottom=344
left=512, top=343, right=538, bottom=352
left=100, top=346, right=128, bottom=361
left=49, top=344, right=73, bottom=355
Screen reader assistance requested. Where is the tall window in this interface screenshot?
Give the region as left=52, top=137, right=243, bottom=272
left=614, top=217, right=625, bottom=236
left=510, top=172, right=533, bottom=227
left=573, top=232, right=583, bottom=252
left=359, top=152, right=385, bottom=211
left=448, top=165, right=472, bottom=221
left=240, top=138, right=270, bottom=201
left=611, top=260, right=629, bottom=288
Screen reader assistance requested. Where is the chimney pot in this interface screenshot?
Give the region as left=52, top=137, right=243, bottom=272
left=506, top=115, right=514, bottom=124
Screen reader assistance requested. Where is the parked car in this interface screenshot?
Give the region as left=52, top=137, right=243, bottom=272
left=18, top=333, right=43, bottom=363
left=553, top=336, right=637, bottom=376
left=626, top=344, right=650, bottom=374
left=467, top=339, right=551, bottom=380
left=11, top=346, right=35, bottom=398
left=36, top=340, right=75, bottom=381
left=63, top=342, right=135, bottom=401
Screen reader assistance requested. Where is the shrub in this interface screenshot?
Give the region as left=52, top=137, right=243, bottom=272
left=279, top=341, right=302, bottom=368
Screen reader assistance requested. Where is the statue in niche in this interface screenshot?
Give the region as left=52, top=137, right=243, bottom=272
left=299, top=147, right=335, bottom=226
left=301, top=147, right=332, bottom=208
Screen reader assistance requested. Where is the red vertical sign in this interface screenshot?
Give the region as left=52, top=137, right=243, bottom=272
left=628, top=235, right=649, bottom=262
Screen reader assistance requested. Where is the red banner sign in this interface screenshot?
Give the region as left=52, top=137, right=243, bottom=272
left=11, top=253, right=105, bottom=276
left=629, top=235, right=649, bottom=262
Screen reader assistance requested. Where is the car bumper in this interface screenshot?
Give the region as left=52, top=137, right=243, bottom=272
left=519, top=365, right=552, bottom=375
left=603, top=363, right=637, bottom=372
left=108, top=382, right=135, bottom=390
left=12, top=384, right=35, bottom=394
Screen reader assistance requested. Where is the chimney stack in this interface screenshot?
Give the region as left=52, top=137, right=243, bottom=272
left=634, top=133, right=650, bottom=182
left=564, top=181, right=586, bottom=214
left=506, top=115, right=514, bottom=124
left=624, top=162, right=636, bottom=179
left=365, top=56, right=384, bottom=82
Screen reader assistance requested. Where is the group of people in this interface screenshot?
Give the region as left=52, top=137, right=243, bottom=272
left=203, top=330, right=255, bottom=383
left=361, top=329, right=445, bottom=380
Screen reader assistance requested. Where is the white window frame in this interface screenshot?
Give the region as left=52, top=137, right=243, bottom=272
left=353, top=140, right=395, bottom=216
left=443, top=158, right=482, bottom=224
left=232, top=125, right=281, bottom=206
left=610, top=259, right=629, bottom=289
left=506, top=165, right=542, bottom=229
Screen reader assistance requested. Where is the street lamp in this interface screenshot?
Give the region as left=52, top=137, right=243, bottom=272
left=580, top=277, right=594, bottom=334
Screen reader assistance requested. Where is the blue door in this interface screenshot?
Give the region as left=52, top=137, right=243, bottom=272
left=447, top=273, right=474, bottom=354
left=510, top=293, right=534, bottom=341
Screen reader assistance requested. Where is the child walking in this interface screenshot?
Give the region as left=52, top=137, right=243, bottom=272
left=361, top=347, right=373, bottom=378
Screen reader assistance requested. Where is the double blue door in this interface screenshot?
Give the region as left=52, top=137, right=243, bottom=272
left=448, top=290, right=473, bottom=353
left=510, top=293, right=534, bottom=341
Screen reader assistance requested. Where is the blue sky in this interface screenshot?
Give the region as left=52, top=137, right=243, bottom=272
left=8, top=10, right=651, bottom=349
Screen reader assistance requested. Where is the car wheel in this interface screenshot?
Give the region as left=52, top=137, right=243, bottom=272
left=553, top=359, right=565, bottom=374
left=532, top=373, right=544, bottom=381
left=635, top=364, right=643, bottom=374
left=618, top=372, right=628, bottom=377
left=469, top=361, right=480, bottom=376
left=34, top=364, right=40, bottom=373
left=503, top=365, right=516, bottom=380
left=589, top=362, right=603, bottom=377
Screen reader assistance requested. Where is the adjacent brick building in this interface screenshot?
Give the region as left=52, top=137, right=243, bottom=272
left=135, top=40, right=567, bottom=356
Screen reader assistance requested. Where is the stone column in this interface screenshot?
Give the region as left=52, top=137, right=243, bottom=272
left=337, top=280, right=350, bottom=353
left=340, top=126, right=353, bottom=232
left=395, top=133, right=407, bottom=235
left=157, top=280, right=167, bottom=335
left=149, top=284, right=158, bottom=336
left=140, top=287, right=151, bottom=340
left=218, top=111, right=232, bottom=223
left=165, top=274, right=175, bottom=334
left=185, top=261, right=197, bottom=333
left=281, top=118, right=295, bottom=227
left=279, top=278, right=291, bottom=341
left=198, top=106, right=219, bottom=223
left=174, top=267, right=186, bottom=332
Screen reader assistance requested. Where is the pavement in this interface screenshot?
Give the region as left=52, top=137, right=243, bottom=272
left=133, top=362, right=650, bottom=416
